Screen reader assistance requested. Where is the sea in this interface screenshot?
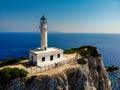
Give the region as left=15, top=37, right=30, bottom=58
left=0, top=32, right=120, bottom=89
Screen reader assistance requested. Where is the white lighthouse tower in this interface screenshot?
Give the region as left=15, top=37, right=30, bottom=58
left=29, top=16, right=63, bottom=65
left=39, top=16, right=48, bottom=51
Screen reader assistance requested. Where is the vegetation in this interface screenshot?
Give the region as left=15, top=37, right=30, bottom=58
left=77, top=58, right=87, bottom=65
left=0, top=57, right=28, bottom=68
left=80, top=46, right=101, bottom=57
left=64, top=48, right=79, bottom=54
left=64, top=45, right=100, bottom=57
left=0, top=67, right=28, bottom=87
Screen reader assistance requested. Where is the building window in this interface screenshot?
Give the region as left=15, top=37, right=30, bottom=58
left=31, top=56, right=33, bottom=60
left=58, top=54, right=60, bottom=58
left=42, top=57, right=45, bottom=62
left=50, top=55, right=53, bottom=61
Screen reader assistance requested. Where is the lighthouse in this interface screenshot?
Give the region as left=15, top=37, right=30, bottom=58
left=29, top=16, right=63, bottom=65
left=39, top=16, right=48, bottom=51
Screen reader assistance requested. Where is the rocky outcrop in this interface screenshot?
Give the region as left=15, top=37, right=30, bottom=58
left=106, top=66, right=119, bottom=72
left=3, top=51, right=111, bottom=90
left=87, top=56, right=111, bottom=90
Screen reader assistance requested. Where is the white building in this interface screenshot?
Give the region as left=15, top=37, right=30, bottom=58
left=29, top=16, right=63, bottom=65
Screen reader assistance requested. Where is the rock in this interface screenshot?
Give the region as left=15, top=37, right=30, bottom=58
left=7, top=78, right=26, bottom=90
left=106, top=65, right=119, bottom=72
left=87, top=56, right=111, bottom=90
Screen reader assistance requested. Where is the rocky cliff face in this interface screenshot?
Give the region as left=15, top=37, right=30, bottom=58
left=87, top=56, right=111, bottom=90
left=4, top=55, right=111, bottom=90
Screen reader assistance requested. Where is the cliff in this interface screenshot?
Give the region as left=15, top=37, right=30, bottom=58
left=2, top=46, right=112, bottom=90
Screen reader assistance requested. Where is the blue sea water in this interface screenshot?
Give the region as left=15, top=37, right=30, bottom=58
left=0, top=32, right=120, bottom=88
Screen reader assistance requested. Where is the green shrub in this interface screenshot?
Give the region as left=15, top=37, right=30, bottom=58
left=79, top=46, right=99, bottom=57
left=77, top=58, right=87, bottom=65
left=0, top=67, right=28, bottom=87
left=19, top=69, right=29, bottom=77
left=0, top=68, right=12, bottom=86
left=11, top=68, right=20, bottom=79
left=79, top=49, right=90, bottom=56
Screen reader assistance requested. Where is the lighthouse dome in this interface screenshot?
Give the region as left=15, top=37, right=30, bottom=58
left=40, top=16, right=46, bottom=20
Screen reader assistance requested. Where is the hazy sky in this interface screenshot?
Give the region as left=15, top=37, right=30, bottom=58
left=0, top=0, right=120, bottom=33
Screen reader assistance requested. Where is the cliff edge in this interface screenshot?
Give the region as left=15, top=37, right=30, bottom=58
left=3, top=46, right=111, bottom=90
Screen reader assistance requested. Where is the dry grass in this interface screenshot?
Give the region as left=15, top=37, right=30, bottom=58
left=0, top=60, right=28, bottom=70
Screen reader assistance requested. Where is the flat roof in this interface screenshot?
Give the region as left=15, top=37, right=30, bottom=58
left=30, top=47, right=63, bottom=55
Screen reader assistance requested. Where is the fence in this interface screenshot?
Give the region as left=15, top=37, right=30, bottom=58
left=26, top=57, right=77, bottom=74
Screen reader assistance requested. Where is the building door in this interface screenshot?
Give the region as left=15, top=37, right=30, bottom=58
left=50, top=55, right=53, bottom=61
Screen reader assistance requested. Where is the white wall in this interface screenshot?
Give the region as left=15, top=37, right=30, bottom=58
left=36, top=51, right=63, bottom=65
left=29, top=53, right=37, bottom=64
left=29, top=49, right=63, bottom=65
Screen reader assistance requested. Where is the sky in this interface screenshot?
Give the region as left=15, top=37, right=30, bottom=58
left=0, top=0, right=120, bottom=33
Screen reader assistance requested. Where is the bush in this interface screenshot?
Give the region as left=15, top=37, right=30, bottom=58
left=77, top=58, right=87, bottom=65
left=79, top=49, right=90, bottom=57
left=19, top=69, right=29, bottom=77
left=0, top=67, right=28, bottom=87
left=0, top=68, right=12, bottom=86
left=79, top=46, right=99, bottom=57
left=11, top=68, right=20, bottom=79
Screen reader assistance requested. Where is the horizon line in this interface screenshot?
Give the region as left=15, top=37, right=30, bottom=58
left=0, top=31, right=120, bottom=34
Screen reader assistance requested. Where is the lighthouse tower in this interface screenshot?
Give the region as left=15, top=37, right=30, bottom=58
left=29, top=16, right=63, bottom=65
left=39, top=16, right=48, bottom=51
